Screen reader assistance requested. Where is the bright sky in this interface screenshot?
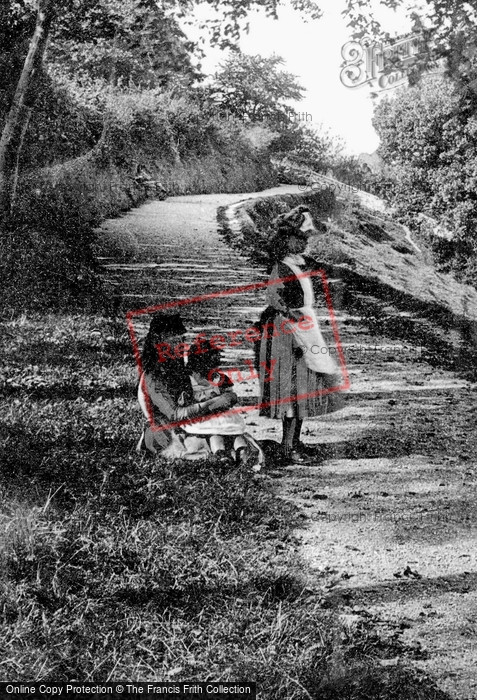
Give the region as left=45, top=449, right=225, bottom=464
left=185, top=0, right=428, bottom=155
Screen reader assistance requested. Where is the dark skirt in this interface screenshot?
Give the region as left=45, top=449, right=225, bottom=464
left=258, top=310, right=345, bottom=419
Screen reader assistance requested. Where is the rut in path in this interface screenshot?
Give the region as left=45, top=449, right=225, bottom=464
left=97, top=188, right=477, bottom=700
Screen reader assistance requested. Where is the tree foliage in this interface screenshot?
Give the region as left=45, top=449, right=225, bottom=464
left=271, top=123, right=343, bottom=170
left=1, top=0, right=323, bottom=91
left=0, top=0, right=201, bottom=92
left=48, top=0, right=201, bottom=89
left=181, top=0, right=322, bottom=50
left=373, top=73, right=477, bottom=277
left=208, top=51, right=352, bottom=182
left=340, top=0, right=477, bottom=279
left=210, top=52, right=305, bottom=124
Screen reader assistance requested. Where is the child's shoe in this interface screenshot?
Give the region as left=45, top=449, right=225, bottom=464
left=236, top=446, right=261, bottom=472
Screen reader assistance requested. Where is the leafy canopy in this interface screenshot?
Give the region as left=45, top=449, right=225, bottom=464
left=1, top=0, right=324, bottom=95
left=49, top=0, right=201, bottom=88
left=373, top=73, right=477, bottom=276
left=211, top=52, right=306, bottom=123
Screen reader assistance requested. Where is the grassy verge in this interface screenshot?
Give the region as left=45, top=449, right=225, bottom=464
left=0, top=314, right=453, bottom=698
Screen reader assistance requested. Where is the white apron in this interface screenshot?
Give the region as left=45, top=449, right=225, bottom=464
left=268, top=255, right=338, bottom=375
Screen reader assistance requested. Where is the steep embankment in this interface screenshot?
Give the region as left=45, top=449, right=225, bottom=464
left=219, top=188, right=477, bottom=377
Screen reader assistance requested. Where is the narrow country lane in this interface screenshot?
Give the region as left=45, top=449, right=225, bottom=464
left=97, top=187, right=477, bottom=700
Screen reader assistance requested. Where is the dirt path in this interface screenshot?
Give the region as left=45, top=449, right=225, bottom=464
left=97, top=188, right=477, bottom=700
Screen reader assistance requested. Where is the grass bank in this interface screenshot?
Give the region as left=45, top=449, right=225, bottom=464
left=0, top=314, right=453, bottom=698
left=218, top=192, right=477, bottom=379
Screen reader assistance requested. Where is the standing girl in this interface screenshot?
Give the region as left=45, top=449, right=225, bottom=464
left=258, top=205, right=345, bottom=464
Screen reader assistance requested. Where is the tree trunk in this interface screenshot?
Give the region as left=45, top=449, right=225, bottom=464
left=10, top=107, right=33, bottom=215
left=0, top=0, right=56, bottom=223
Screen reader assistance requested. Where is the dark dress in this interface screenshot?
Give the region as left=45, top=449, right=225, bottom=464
left=258, top=254, right=346, bottom=419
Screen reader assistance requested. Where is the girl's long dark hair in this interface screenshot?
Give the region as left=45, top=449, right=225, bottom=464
left=141, top=326, right=191, bottom=397
left=142, top=332, right=163, bottom=375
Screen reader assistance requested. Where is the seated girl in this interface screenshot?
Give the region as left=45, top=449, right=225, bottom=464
left=137, top=313, right=237, bottom=461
